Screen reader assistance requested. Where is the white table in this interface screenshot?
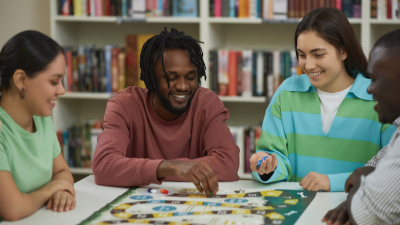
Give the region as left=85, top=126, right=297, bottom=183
left=2, top=176, right=347, bottom=225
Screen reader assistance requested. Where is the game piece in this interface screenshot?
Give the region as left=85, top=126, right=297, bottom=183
left=256, top=156, right=269, bottom=168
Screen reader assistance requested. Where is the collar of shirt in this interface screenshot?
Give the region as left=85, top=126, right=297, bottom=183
left=394, top=116, right=400, bottom=129
left=288, top=72, right=373, bottom=101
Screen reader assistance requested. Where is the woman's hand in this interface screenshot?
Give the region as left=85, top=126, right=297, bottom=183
left=46, top=190, right=76, bottom=212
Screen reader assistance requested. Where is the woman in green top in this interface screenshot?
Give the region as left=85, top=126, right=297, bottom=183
left=0, top=30, right=75, bottom=221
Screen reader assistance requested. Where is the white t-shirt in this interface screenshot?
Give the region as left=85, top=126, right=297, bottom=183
left=315, top=85, right=353, bottom=134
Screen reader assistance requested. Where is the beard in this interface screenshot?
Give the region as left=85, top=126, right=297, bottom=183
left=154, top=89, right=197, bottom=116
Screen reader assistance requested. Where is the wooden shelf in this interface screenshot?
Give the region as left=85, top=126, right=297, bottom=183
left=370, top=19, right=400, bottom=24
left=60, top=92, right=113, bottom=100
left=55, top=16, right=200, bottom=24
left=55, top=16, right=118, bottom=22
left=219, top=96, right=267, bottom=103
left=239, top=173, right=253, bottom=180
left=209, top=17, right=262, bottom=24
left=208, top=17, right=361, bottom=24
left=70, top=168, right=93, bottom=174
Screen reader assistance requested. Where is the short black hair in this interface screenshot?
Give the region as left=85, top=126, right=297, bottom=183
left=139, top=27, right=206, bottom=94
left=0, top=30, right=64, bottom=91
left=373, top=28, right=400, bottom=53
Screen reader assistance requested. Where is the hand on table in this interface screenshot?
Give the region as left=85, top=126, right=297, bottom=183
left=322, top=201, right=352, bottom=225
left=157, top=160, right=219, bottom=196
left=300, top=172, right=330, bottom=191
left=44, top=180, right=76, bottom=198
left=46, top=190, right=76, bottom=212
left=249, top=152, right=277, bottom=176
left=345, top=166, right=375, bottom=193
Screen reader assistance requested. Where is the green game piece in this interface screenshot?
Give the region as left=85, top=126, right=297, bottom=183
left=209, top=192, right=213, bottom=196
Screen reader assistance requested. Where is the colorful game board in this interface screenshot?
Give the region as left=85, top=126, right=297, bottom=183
left=79, top=187, right=316, bottom=225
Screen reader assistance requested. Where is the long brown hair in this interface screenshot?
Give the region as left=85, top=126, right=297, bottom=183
left=295, top=7, right=368, bottom=78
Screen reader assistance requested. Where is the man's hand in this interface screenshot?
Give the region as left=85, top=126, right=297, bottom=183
left=157, top=160, right=219, bottom=196
left=46, top=190, right=76, bottom=212
left=322, top=201, right=352, bottom=225
left=300, top=172, right=330, bottom=191
left=345, top=166, right=375, bottom=193
left=249, top=152, right=277, bottom=175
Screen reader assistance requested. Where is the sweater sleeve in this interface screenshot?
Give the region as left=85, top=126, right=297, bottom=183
left=252, top=85, right=291, bottom=184
left=168, top=100, right=240, bottom=182
left=92, top=98, right=165, bottom=187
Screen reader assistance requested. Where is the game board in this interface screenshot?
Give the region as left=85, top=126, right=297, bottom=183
left=79, top=187, right=316, bottom=225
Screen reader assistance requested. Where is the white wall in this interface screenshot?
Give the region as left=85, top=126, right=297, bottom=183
left=0, top=0, right=50, bottom=48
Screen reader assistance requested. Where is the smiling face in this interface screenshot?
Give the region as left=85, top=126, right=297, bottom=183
left=367, top=46, right=400, bottom=124
left=297, top=31, right=352, bottom=93
left=152, top=49, right=198, bottom=121
left=24, top=52, right=66, bottom=117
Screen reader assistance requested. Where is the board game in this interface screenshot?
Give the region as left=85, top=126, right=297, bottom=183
left=79, top=187, right=316, bottom=225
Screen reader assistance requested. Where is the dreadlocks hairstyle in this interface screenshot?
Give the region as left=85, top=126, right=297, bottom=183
left=139, top=27, right=206, bottom=94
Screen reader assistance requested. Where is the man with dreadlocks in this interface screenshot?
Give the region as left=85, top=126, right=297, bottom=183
left=92, top=28, right=239, bottom=195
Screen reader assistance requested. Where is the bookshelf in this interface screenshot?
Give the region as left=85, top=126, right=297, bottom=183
left=50, top=0, right=400, bottom=178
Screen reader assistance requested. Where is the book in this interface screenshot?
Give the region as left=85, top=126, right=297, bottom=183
left=241, top=50, right=253, bottom=97
left=210, top=50, right=219, bottom=94
left=104, top=45, right=113, bottom=93
left=125, top=35, right=138, bottom=87
left=371, top=0, right=378, bottom=18
left=111, top=48, right=120, bottom=92
left=222, top=0, right=230, bottom=17
left=132, top=0, right=146, bottom=18
left=173, top=0, right=198, bottom=17
left=118, top=51, right=126, bottom=91
left=256, top=51, right=264, bottom=96
left=228, top=51, right=238, bottom=96
left=342, top=0, right=353, bottom=18
left=274, top=0, right=288, bottom=20
left=218, top=49, right=229, bottom=96
left=215, top=0, right=222, bottom=17
left=353, top=0, right=361, bottom=18
left=137, top=34, right=155, bottom=88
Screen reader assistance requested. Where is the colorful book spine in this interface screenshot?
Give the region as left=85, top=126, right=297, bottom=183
left=111, top=48, right=120, bottom=93
left=95, top=0, right=103, bottom=15
left=229, top=0, right=236, bottom=17
left=228, top=51, right=238, bottom=96
left=118, top=51, right=126, bottom=91
left=215, top=0, right=222, bottom=16
left=104, top=45, right=112, bottom=93
left=353, top=0, right=361, bottom=18
left=125, top=35, right=138, bottom=87
left=218, top=49, right=229, bottom=96
left=61, top=0, right=70, bottom=15
left=335, top=0, right=342, bottom=10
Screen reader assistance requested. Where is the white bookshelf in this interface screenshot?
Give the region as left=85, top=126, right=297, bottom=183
left=70, top=168, right=93, bottom=175
left=50, top=0, right=399, bottom=179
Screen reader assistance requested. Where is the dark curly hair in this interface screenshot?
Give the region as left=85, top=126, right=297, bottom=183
left=139, top=27, right=206, bottom=94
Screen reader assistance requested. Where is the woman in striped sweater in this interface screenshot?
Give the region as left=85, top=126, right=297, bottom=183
left=250, top=7, right=396, bottom=192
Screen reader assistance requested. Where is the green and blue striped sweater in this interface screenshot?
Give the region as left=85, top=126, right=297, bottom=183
left=253, top=73, right=396, bottom=191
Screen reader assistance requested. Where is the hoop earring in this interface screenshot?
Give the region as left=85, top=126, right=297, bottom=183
left=20, top=87, right=25, bottom=99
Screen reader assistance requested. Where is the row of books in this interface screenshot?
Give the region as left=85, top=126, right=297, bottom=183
left=56, top=120, right=104, bottom=168
left=371, top=0, right=400, bottom=19
left=230, top=126, right=262, bottom=174
left=58, top=0, right=198, bottom=18
left=63, top=34, right=153, bottom=93
left=210, top=49, right=302, bottom=99
left=210, top=0, right=362, bottom=19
